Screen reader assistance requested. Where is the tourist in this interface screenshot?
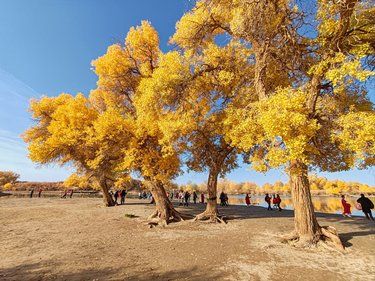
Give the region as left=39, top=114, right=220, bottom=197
left=272, top=194, right=277, bottom=209
left=193, top=191, right=198, bottom=204
left=265, top=193, right=272, bottom=210
left=179, top=190, right=184, bottom=206
left=357, top=194, right=374, bottom=221
left=30, top=188, right=34, bottom=198
left=120, top=189, right=127, bottom=205
left=341, top=195, right=352, bottom=217
left=114, top=190, right=119, bottom=205
left=275, top=194, right=282, bottom=211
left=201, top=193, right=205, bottom=204
left=224, top=192, right=229, bottom=206
left=69, top=189, right=74, bottom=198
left=245, top=194, right=251, bottom=207
left=219, top=191, right=226, bottom=206
left=184, top=191, right=190, bottom=206
left=38, top=188, right=43, bottom=198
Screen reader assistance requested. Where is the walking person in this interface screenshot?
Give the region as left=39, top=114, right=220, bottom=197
left=38, top=188, right=43, bottom=198
left=265, top=193, right=272, bottom=210
left=219, top=191, right=226, bottom=206
left=357, top=194, right=374, bottom=221
left=120, top=189, right=127, bottom=205
left=69, top=189, right=74, bottom=198
left=114, top=190, right=119, bottom=205
left=30, top=188, right=34, bottom=198
left=184, top=191, right=190, bottom=206
left=193, top=191, right=198, bottom=204
left=341, top=195, right=352, bottom=217
left=179, top=190, right=185, bottom=206
left=245, top=194, right=251, bottom=207
left=224, top=192, right=229, bottom=206
left=275, top=194, right=282, bottom=211
left=201, top=193, right=205, bottom=204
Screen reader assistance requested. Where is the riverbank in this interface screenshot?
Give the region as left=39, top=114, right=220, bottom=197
left=4, top=191, right=373, bottom=217
left=1, top=197, right=374, bottom=281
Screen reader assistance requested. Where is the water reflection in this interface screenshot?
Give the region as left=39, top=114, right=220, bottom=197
left=228, top=195, right=373, bottom=217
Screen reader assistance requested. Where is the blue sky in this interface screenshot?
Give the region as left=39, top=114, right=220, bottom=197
left=0, top=0, right=374, bottom=186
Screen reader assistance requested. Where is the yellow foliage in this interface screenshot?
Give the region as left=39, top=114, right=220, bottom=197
left=0, top=171, right=20, bottom=186
left=3, top=183, right=13, bottom=191
left=334, top=111, right=375, bottom=168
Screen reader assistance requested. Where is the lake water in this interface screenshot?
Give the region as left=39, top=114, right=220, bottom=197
left=228, top=195, right=374, bottom=217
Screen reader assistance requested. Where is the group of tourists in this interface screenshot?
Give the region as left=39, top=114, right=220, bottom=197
left=341, top=194, right=374, bottom=221
left=61, top=189, right=74, bottom=198
left=171, top=190, right=198, bottom=206
left=168, top=190, right=205, bottom=205
left=112, top=189, right=127, bottom=205
left=138, top=191, right=152, bottom=199
left=29, top=188, right=43, bottom=198
left=265, top=193, right=282, bottom=211
left=29, top=185, right=374, bottom=221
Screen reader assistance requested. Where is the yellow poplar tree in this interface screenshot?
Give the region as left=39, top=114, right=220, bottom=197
left=170, top=0, right=299, bottom=222
left=172, top=0, right=374, bottom=248
left=142, top=41, right=254, bottom=221
left=0, top=171, right=20, bottom=187
left=91, top=21, right=190, bottom=225
left=23, top=94, right=132, bottom=206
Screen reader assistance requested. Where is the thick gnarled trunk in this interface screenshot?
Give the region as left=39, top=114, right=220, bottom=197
left=99, top=177, right=115, bottom=207
left=290, top=161, right=320, bottom=243
left=205, top=169, right=219, bottom=215
left=147, top=180, right=190, bottom=226
left=195, top=168, right=225, bottom=223
left=287, top=161, right=344, bottom=250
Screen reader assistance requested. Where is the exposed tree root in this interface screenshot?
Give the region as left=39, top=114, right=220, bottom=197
left=194, top=211, right=227, bottom=224
left=280, top=231, right=299, bottom=242
left=280, top=226, right=344, bottom=252
left=147, top=208, right=193, bottom=228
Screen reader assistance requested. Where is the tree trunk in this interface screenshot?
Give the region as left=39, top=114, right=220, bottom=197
left=147, top=180, right=190, bottom=226
left=99, top=176, right=115, bottom=207
left=288, top=161, right=344, bottom=250
left=149, top=181, right=172, bottom=223
left=254, top=47, right=268, bottom=100
left=289, top=161, right=320, bottom=244
left=195, top=168, right=225, bottom=222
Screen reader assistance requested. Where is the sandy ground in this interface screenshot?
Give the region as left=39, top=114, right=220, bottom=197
left=0, top=197, right=374, bottom=281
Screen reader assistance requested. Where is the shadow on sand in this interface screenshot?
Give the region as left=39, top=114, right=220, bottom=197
left=171, top=201, right=375, bottom=248
left=0, top=262, right=223, bottom=281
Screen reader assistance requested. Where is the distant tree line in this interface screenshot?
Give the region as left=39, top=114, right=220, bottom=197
left=178, top=176, right=375, bottom=196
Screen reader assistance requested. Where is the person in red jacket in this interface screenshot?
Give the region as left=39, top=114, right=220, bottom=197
left=341, top=195, right=352, bottom=217
left=245, top=194, right=251, bottom=207
left=274, top=194, right=282, bottom=211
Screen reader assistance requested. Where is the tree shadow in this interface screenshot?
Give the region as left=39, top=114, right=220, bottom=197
left=117, top=202, right=154, bottom=206
left=172, top=202, right=375, bottom=247
left=0, top=261, right=223, bottom=281
left=174, top=202, right=296, bottom=220
left=339, top=229, right=375, bottom=247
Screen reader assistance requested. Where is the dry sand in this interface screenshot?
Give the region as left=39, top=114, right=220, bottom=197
left=0, top=197, right=374, bottom=281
